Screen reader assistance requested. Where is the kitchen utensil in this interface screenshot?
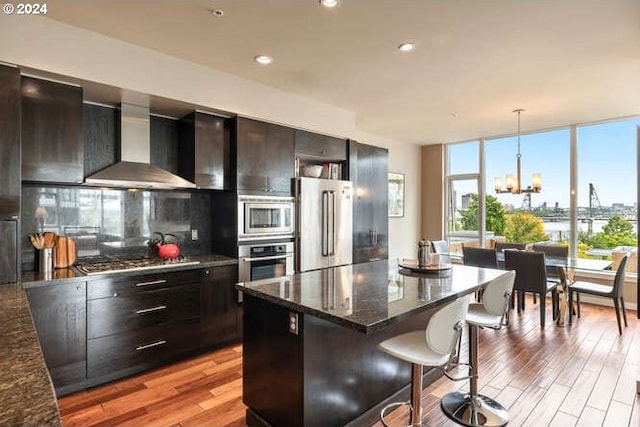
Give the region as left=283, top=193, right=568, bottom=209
left=29, top=233, right=45, bottom=249
left=39, top=248, right=54, bottom=273
left=157, top=233, right=180, bottom=259
left=54, top=236, right=77, bottom=268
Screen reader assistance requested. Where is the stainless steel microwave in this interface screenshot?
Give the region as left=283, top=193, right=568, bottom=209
left=238, top=196, right=295, bottom=241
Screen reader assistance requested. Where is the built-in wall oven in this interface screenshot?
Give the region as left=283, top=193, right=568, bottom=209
left=238, top=241, right=294, bottom=283
left=237, top=196, right=295, bottom=241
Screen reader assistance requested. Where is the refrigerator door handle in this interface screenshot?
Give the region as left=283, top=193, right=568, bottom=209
left=322, top=191, right=329, bottom=256
left=329, top=191, right=336, bottom=256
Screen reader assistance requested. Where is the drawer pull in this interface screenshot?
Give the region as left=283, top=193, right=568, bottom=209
left=135, top=340, right=167, bottom=351
left=135, top=305, right=167, bottom=314
left=135, top=279, right=167, bottom=287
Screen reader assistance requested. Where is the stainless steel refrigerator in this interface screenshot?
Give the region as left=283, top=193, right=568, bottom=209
left=298, top=177, right=353, bottom=272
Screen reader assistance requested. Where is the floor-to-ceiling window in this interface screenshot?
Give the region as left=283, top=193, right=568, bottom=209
left=486, top=128, right=570, bottom=245
left=446, top=141, right=481, bottom=253
left=576, top=117, right=639, bottom=271
left=446, top=116, right=639, bottom=273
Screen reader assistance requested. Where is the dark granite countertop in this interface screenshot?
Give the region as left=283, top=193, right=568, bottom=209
left=22, top=254, right=237, bottom=288
left=0, top=283, right=61, bottom=426
left=236, top=259, right=507, bottom=334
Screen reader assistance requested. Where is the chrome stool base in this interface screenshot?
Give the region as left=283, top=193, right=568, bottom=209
left=441, top=391, right=508, bottom=427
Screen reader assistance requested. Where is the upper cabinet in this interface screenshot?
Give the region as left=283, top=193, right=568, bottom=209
left=179, top=112, right=232, bottom=190
left=21, top=76, right=84, bottom=184
left=295, top=129, right=347, bottom=180
left=236, top=117, right=295, bottom=195
left=349, top=140, right=389, bottom=264
left=83, top=103, right=119, bottom=178
left=0, top=65, right=21, bottom=219
left=294, top=130, right=347, bottom=161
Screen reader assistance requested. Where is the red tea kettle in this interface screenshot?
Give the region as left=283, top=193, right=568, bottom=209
left=157, top=233, right=181, bottom=259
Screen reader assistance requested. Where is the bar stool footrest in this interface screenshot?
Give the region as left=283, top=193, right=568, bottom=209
left=441, top=391, right=508, bottom=427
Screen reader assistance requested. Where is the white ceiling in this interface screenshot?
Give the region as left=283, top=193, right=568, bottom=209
left=44, top=0, right=640, bottom=145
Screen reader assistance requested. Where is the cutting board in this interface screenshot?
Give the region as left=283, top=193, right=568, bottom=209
left=55, top=236, right=77, bottom=268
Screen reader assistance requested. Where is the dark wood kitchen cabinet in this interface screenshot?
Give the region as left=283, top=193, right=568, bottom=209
left=0, top=65, right=21, bottom=219
left=26, top=282, right=87, bottom=394
left=179, top=112, right=232, bottom=190
left=83, top=103, right=119, bottom=177
left=86, top=269, right=201, bottom=379
left=295, top=129, right=347, bottom=162
left=21, top=76, right=84, bottom=184
left=348, top=140, right=389, bottom=264
left=236, top=117, right=295, bottom=195
left=200, top=265, right=240, bottom=347
left=0, top=220, right=18, bottom=284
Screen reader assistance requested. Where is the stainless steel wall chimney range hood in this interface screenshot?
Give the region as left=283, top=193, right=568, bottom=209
left=84, top=103, right=196, bottom=190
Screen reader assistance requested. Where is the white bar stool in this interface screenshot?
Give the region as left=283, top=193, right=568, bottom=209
left=378, top=295, right=471, bottom=426
left=441, top=270, right=515, bottom=426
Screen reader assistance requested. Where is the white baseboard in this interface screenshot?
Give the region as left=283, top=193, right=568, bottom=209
left=578, top=294, right=637, bottom=312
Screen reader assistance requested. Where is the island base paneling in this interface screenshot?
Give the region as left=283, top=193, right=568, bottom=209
left=242, top=294, right=445, bottom=427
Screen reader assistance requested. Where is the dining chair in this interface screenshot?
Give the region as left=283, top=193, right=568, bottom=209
left=568, top=255, right=629, bottom=335
left=462, top=246, right=499, bottom=302
left=532, top=243, right=569, bottom=285
left=431, top=240, right=450, bottom=254
left=494, top=242, right=526, bottom=252
left=504, top=250, right=558, bottom=328
left=378, top=296, right=470, bottom=426
left=462, top=246, right=498, bottom=269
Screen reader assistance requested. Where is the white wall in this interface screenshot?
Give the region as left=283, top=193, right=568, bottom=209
left=0, top=15, right=422, bottom=259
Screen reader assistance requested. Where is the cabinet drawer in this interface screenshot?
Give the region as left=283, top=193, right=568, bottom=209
left=88, top=283, right=199, bottom=339
left=88, top=269, right=201, bottom=300
left=87, top=317, right=201, bottom=378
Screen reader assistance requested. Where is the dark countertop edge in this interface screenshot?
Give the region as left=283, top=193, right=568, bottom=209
left=21, top=254, right=237, bottom=288
left=0, top=282, right=62, bottom=426
left=237, top=284, right=479, bottom=334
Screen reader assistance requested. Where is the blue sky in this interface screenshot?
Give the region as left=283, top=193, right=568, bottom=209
left=448, top=117, right=640, bottom=208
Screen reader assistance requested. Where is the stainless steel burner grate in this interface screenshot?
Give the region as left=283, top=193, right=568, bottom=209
left=75, top=257, right=200, bottom=275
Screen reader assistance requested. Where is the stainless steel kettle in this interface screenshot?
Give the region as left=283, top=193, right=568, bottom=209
left=418, top=240, right=431, bottom=267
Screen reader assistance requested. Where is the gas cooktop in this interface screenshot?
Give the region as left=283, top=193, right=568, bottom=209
left=75, top=256, right=200, bottom=275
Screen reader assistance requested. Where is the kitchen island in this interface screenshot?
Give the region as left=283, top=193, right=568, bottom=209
left=236, top=259, right=507, bottom=427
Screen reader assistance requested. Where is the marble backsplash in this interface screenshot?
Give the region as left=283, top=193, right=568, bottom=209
left=21, top=184, right=215, bottom=271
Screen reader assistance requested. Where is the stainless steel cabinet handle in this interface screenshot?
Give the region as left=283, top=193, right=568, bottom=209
left=135, top=340, right=167, bottom=351
left=243, top=254, right=289, bottom=262
left=135, top=305, right=167, bottom=314
left=135, top=279, right=167, bottom=287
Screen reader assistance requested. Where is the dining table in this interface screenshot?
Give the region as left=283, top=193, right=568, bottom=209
left=450, top=250, right=614, bottom=325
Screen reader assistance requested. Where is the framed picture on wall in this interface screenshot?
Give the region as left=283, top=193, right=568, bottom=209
left=388, top=172, right=405, bottom=217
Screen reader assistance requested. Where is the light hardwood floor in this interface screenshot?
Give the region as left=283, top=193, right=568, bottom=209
left=59, top=297, right=640, bottom=427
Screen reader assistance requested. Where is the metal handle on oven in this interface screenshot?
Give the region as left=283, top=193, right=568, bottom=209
left=243, top=254, right=290, bottom=262
left=135, top=305, right=167, bottom=314
left=135, top=279, right=167, bottom=287
left=135, top=340, right=167, bottom=351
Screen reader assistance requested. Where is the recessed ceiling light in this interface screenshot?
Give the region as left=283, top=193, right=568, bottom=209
left=320, top=0, right=338, bottom=8
left=255, top=55, right=274, bottom=65
left=398, top=42, right=415, bottom=52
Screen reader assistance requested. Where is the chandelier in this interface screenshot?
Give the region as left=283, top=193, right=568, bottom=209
left=494, top=109, right=542, bottom=194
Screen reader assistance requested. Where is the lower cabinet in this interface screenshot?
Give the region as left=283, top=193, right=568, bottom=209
left=88, top=318, right=201, bottom=378
left=26, top=282, right=87, bottom=393
left=200, top=265, right=239, bottom=347
left=86, top=271, right=202, bottom=379
left=26, top=264, right=240, bottom=395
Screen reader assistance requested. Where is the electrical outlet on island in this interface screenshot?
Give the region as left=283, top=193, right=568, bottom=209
left=191, top=229, right=198, bottom=241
